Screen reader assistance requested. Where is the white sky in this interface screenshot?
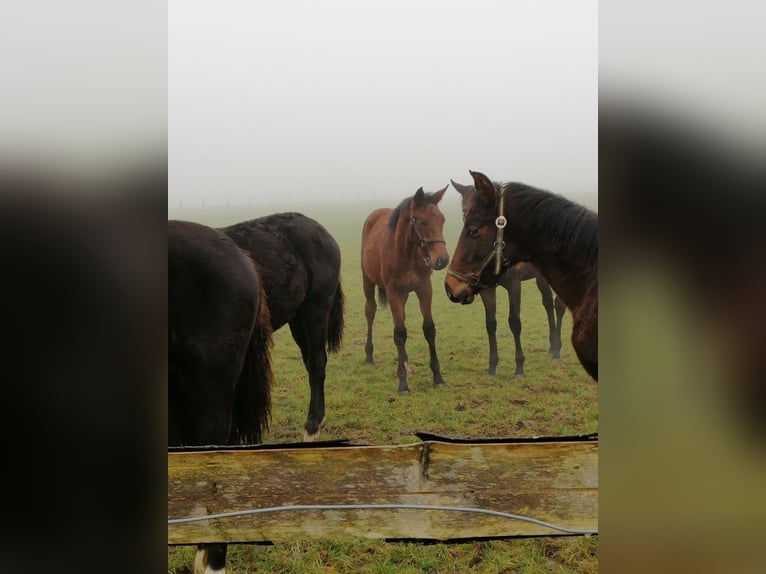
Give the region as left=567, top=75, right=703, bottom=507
left=169, top=0, right=597, bottom=207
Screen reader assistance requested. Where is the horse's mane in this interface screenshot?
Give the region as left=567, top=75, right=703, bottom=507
left=500, top=182, right=598, bottom=264
left=388, top=192, right=440, bottom=230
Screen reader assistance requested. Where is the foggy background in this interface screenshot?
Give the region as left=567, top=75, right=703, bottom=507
left=169, top=0, right=597, bottom=209
left=4, top=1, right=766, bottom=572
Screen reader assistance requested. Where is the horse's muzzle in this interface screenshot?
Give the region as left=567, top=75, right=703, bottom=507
left=444, top=281, right=475, bottom=305
left=433, top=256, right=448, bottom=270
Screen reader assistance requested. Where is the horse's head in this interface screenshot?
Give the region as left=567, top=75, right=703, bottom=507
left=445, top=171, right=521, bottom=304
left=409, top=185, right=450, bottom=270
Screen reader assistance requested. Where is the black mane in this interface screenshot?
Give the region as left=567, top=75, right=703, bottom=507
left=501, top=182, right=598, bottom=265
left=388, top=192, right=440, bottom=230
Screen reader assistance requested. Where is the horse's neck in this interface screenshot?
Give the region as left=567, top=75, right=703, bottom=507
left=506, top=208, right=595, bottom=311
left=393, top=219, right=418, bottom=262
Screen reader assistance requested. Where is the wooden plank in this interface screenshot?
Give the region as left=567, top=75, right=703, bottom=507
left=168, top=440, right=597, bottom=544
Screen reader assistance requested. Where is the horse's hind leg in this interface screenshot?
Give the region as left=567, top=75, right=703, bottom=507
left=289, top=312, right=328, bottom=441
left=416, top=282, right=445, bottom=387
left=363, top=275, right=377, bottom=365
left=479, top=288, right=499, bottom=375
left=170, top=357, right=238, bottom=447
left=536, top=276, right=561, bottom=360
left=185, top=365, right=237, bottom=573
left=170, top=367, right=235, bottom=574
left=184, top=366, right=235, bottom=574
left=195, top=543, right=227, bottom=574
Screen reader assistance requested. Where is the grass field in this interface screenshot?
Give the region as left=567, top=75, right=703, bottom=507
left=168, top=196, right=598, bottom=573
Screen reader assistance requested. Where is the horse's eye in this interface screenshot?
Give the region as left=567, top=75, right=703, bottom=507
left=466, top=226, right=479, bottom=238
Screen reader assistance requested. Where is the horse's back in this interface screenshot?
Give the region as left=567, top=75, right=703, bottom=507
left=169, top=221, right=259, bottom=330
left=362, top=208, right=392, bottom=232
left=272, top=212, right=342, bottom=284
left=222, top=213, right=340, bottom=329
left=360, top=208, right=392, bottom=280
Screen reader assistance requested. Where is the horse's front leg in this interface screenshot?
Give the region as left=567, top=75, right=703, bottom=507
left=388, top=293, right=411, bottom=395
left=553, top=295, right=566, bottom=360
left=479, top=287, right=499, bottom=375
left=363, top=275, right=377, bottom=365
left=506, top=275, right=525, bottom=378
left=416, top=282, right=445, bottom=387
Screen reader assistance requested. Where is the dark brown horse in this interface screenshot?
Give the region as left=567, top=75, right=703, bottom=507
left=168, top=219, right=274, bottom=573
left=361, top=186, right=449, bottom=394
left=221, top=213, right=344, bottom=441
left=451, top=179, right=567, bottom=377
left=445, top=171, right=597, bottom=381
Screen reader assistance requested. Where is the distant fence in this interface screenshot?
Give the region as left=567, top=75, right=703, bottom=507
left=168, top=433, right=598, bottom=544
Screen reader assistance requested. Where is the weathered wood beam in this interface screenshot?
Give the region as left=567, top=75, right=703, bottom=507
left=168, top=439, right=597, bottom=544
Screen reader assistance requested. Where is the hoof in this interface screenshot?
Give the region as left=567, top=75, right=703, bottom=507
left=433, top=381, right=445, bottom=388
left=303, top=416, right=326, bottom=442
left=513, top=373, right=525, bottom=379
left=398, top=389, right=410, bottom=396
left=193, top=549, right=206, bottom=574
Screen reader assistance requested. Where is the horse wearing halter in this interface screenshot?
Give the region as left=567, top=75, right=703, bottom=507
left=409, top=204, right=446, bottom=267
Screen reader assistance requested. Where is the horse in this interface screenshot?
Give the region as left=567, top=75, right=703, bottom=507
left=451, top=179, right=567, bottom=377
left=444, top=171, right=598, bottom=381
left=221, top=213, right=344, bottom=441
left=361, top=185, right=450, bottom=394
left=168, top=219, right=274, bottom=574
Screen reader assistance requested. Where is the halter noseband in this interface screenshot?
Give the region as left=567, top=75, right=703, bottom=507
left=409, top=206, right=446, bottom=266
left=446, top=186, right=510, bottom=287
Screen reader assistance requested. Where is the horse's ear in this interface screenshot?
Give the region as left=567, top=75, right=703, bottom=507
left=413, top=186, right=425, bottom=206
left=450, top=179, right=470, bottom=196
left=469, top=171, right=495, bottom=205
left=432, top=185, right=448, bottom=203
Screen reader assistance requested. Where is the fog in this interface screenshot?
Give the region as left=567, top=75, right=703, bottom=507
left=169, top=0, right=597, bottom=208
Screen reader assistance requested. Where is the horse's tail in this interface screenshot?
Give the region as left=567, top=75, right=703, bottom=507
left=377, top=286, right=388, bottom=307
left=231, top=271, right=274, bottom=445
left=326, top=278, right=345, bottom=353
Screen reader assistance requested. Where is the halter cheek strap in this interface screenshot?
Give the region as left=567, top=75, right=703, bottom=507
left=494, top=190, right=506, bottom=275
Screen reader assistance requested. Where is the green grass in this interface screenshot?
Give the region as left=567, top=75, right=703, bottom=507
left=169, top=537, right=597, bottom=573
left=168, top=199, right=598, bottom=573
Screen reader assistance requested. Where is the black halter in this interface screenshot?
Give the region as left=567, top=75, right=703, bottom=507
left=446, top=186, right=511, bottom=287
left=409, top=206, right=446, bottom=266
